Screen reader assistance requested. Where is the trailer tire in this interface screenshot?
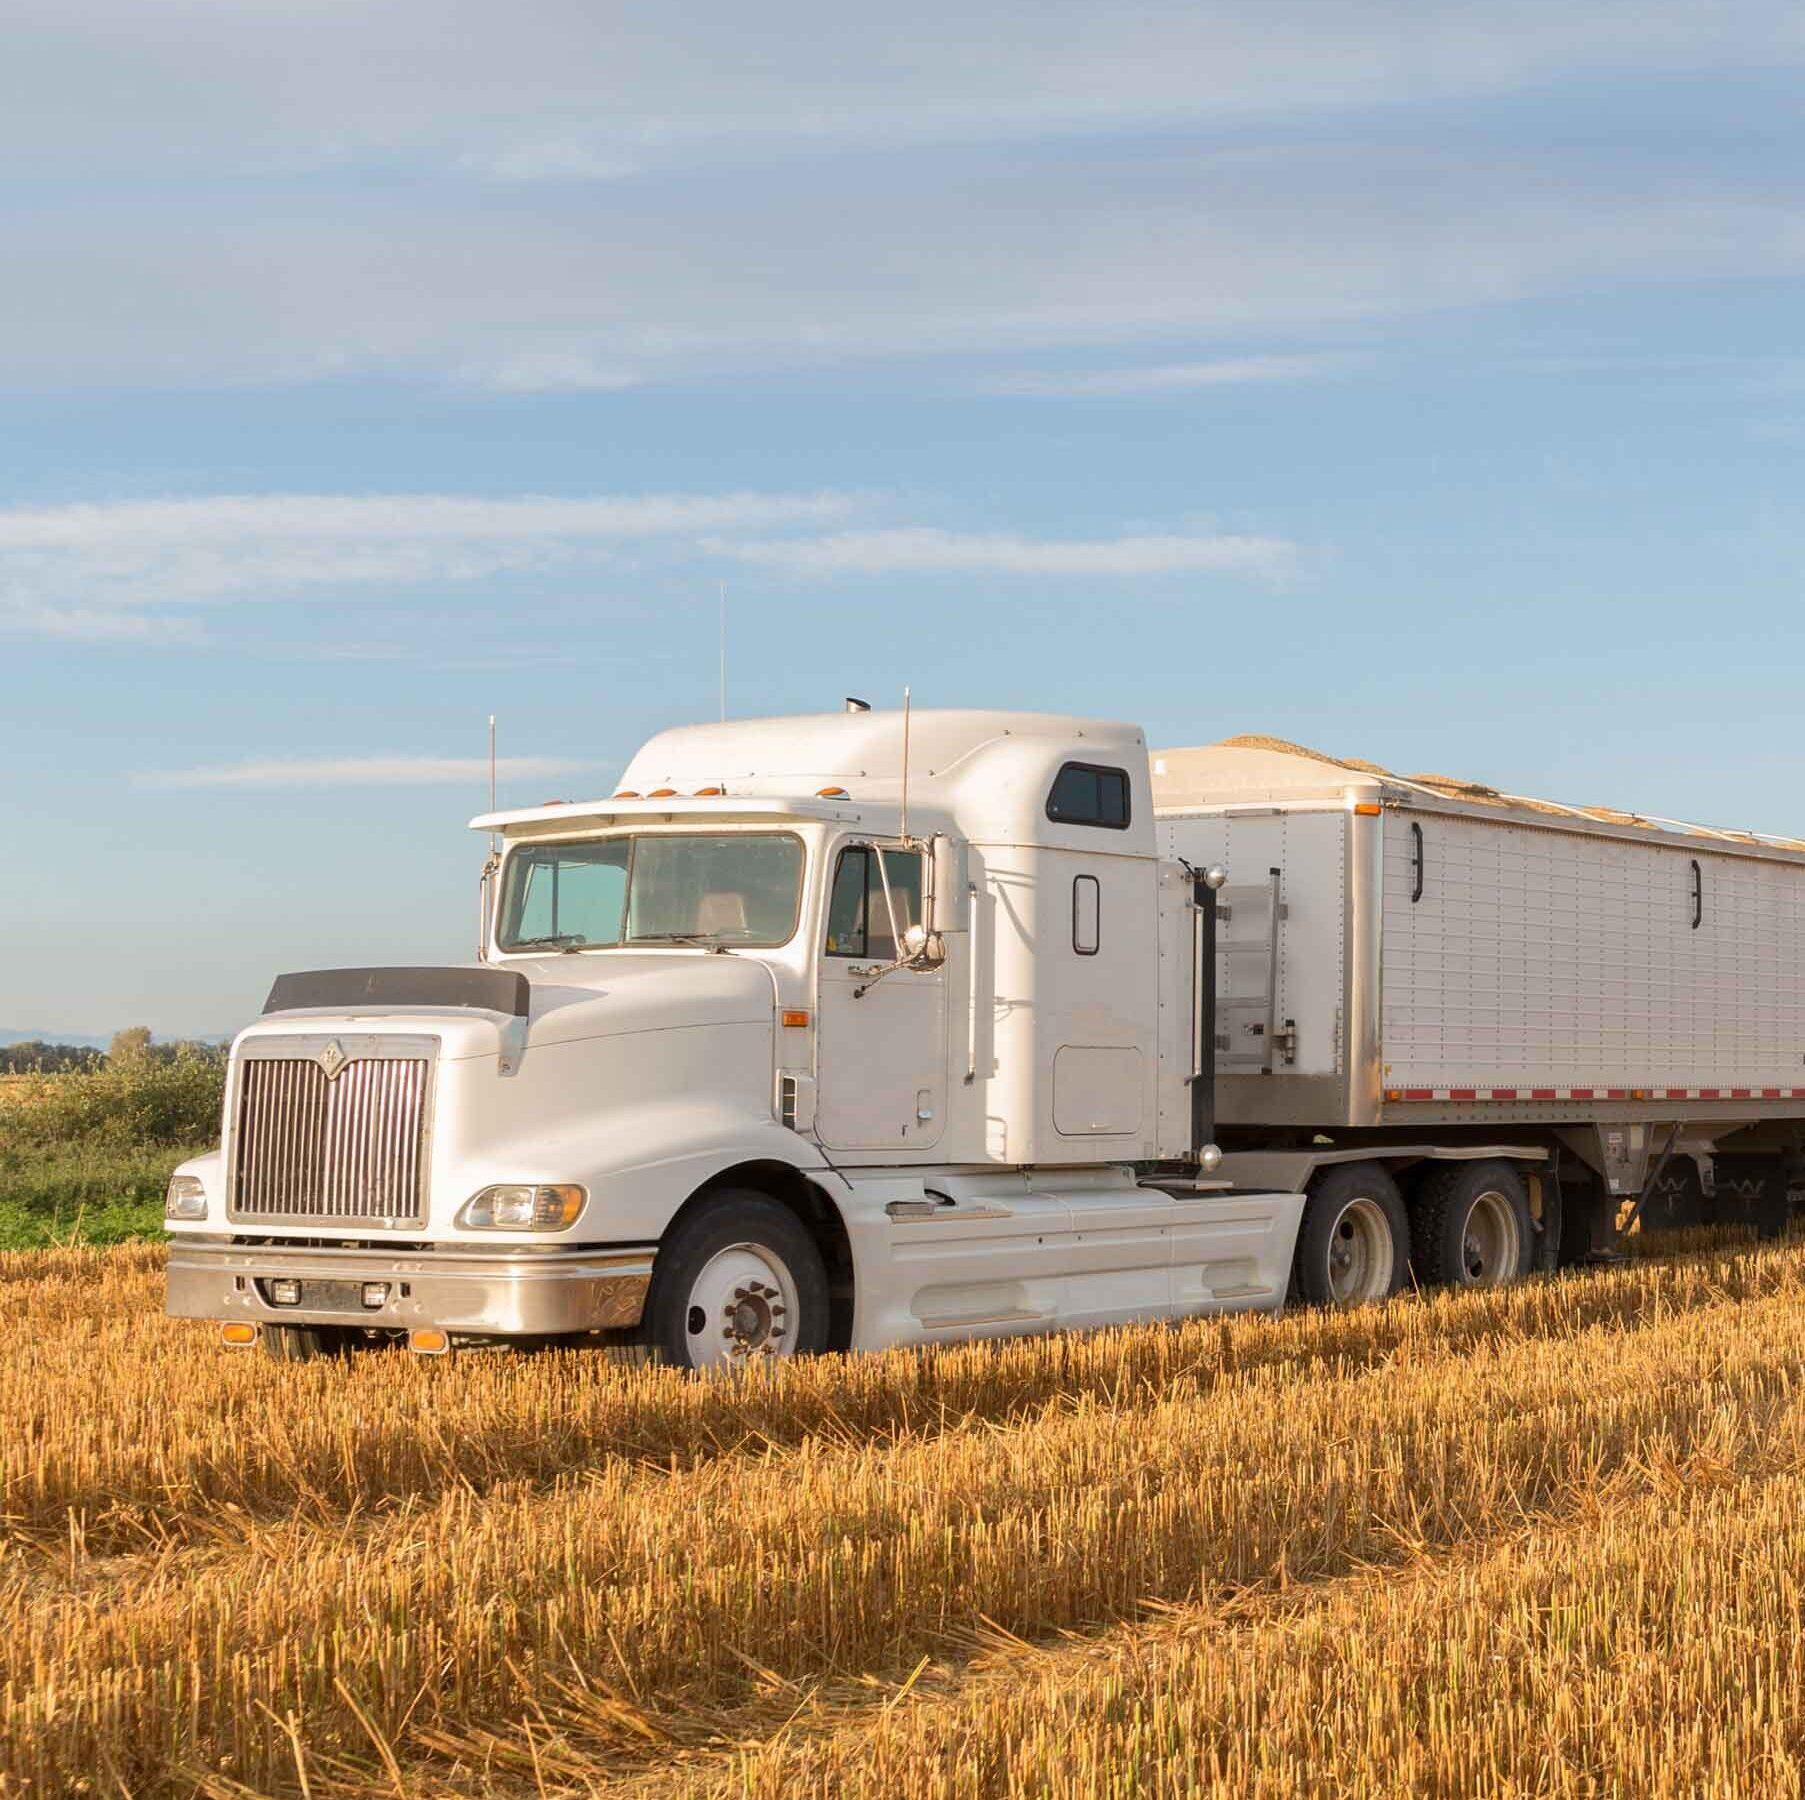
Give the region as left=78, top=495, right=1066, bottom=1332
left=1294, top=1164, right=1410, bottom=1308
left=642, top=1190, right=830, bottom=1371
left=1411, top=1160, right=1533, bottom=1288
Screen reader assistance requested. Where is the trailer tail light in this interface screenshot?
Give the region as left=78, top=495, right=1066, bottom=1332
left=220, top=1322, right=260, bottom=1347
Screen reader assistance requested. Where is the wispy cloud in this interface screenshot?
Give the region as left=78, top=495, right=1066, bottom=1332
left=454, top=353, right=645, bottom=393
left=987, top=353, right=1360, bottom=396
left=708, top=527, right=1293, bottom=578
left=0, top=490, right=853, bottom=639
left=133, top=755, right=588, bottom=791
left=15, top=2, right=1804, bottom=182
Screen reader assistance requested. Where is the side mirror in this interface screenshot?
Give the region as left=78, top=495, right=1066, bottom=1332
left=928, top=835, right=965, bottom=936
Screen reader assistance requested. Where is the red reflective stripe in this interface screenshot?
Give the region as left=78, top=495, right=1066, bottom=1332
left=1400, top=1089, right=1434, bottom=1101
left=1530, top=1088, right=1558, bottom=1100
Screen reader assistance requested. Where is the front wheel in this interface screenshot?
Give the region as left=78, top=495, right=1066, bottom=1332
left=261, top=1323, right=359, bottom=1361
left=641, top=1191, right=830, bottom=1371
left=1293, top=1163, right=1410, bottom=1308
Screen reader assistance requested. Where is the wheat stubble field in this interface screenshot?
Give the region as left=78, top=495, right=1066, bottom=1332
left=6, top=1236, right=1805, bottom=1797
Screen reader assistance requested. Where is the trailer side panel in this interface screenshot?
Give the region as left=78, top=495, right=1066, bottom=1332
left=1381, top=806, right=1805, bottom=1100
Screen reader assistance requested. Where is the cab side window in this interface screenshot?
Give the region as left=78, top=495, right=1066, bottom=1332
left=824, top=846, right=923, bottom=958
left=1046, top=762, right=1131, bottom=830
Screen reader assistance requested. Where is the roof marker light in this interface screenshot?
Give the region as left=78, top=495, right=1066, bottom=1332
left=817, top=786, right=849, bottom=798
left=612, top=790, right=641, bottom=799
left=647, top=788, right=678, bottom=798
left=694, top=786, right=723, bottom=797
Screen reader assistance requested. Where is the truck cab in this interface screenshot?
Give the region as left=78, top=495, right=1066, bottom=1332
left=164, top=708, right=1306, bottom=1365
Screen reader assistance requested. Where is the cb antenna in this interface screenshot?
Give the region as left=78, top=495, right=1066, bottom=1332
left=900, top=685, right=912, bottom=844
left=719, top=583, right=727, bottom=722
left=488, top=714, right=498, bottom=853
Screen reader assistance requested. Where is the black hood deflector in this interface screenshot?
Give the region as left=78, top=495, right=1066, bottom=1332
left=263, top=966, right=530, bottom=1017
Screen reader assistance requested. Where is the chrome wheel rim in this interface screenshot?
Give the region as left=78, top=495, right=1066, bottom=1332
left=1325, top=1197, right=1394, bottom=1306
left=1459, top=1190, right=1521, bottom=1284
left=683, top=1243, right=799, bottom=1370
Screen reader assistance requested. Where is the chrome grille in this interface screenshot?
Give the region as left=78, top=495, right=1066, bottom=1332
left=230, top=1050, right=430, bottom=1225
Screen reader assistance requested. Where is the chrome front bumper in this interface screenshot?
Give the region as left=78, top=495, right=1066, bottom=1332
left=166, top=1238, right=655, bottom=1336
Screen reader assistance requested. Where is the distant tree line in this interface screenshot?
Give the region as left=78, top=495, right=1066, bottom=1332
left=0, top=1029, right=226, bottom=1075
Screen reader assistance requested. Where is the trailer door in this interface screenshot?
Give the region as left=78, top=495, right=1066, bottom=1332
left=814, top=842, right=948, bottom=1151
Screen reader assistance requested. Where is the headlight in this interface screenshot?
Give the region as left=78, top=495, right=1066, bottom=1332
left=456, top=1183, right=586, bottom=1231
left=165, top=1174, right=208, bottom=1221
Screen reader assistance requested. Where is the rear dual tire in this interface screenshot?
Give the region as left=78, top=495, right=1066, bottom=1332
left=1409, top=1161, right=1535, bottom=1288
left=1293, top=1164, right=1410, bottom=1308
left=1294, top=1158, right=1537, bottom=1309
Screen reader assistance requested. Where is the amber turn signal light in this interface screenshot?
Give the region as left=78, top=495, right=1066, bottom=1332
left=220, top=1322, right=260, bottom=1347
left=409, top=1329, right=451, bottom=1356
left=782, top=1009, right=811, bottom=1028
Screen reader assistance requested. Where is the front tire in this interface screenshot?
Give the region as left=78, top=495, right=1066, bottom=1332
left=261, top=1323, right=354, bottom=1361
left=1294, top=1163, right=1409, bottom=1308
left=641, top=1190, right=830, bottom=1371
left=1411, top=1160, right=1533, bottom=1287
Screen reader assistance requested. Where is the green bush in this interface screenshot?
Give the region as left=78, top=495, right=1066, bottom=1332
left=0, top=1145, right=185, bottom=1248
left=0, top=1051, right=225, bottom=1246
left=1, top=1047, right=225, bottom=1150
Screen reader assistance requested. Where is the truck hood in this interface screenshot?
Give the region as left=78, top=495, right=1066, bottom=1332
left=235, top=953, right=776, bottom=1063
left=505, top=952, right=775, bottom=1053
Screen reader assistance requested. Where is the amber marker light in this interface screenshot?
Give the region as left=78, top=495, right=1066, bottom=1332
left=782, top=1009, right=811, bottom=1028
left=817, top=786, right=849, bottom=797
left=694, top=786, right=724, bottom=796
left=1354, top=802, right=1382, bottom=816
left=648, top=787, right=678, bottom=798
left=612, top=789, right=641, bottom=798
left=409, top=1329, right=451, bottom=1356
left=220, top=1322, right=259, bottom=1347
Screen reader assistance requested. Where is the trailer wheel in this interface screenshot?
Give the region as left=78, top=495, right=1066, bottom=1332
left=1294, top=1164, right=1409, bottom=1308
left=642, top=1190, right=830, bottom=1371
left=1412, top=1161, right=1533, bottom=1288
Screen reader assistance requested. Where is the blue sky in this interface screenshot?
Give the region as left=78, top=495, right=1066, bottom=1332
left=6, top=1, right=1805, bottom=1037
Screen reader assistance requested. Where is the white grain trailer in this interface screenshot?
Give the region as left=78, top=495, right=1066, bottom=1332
left=1156, top=736, right=1805, bottom=1284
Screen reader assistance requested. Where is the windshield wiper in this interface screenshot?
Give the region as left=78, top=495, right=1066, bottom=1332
left=508, top=933, right=591, bottom=952
left=625, top=932, right=714, bottom=947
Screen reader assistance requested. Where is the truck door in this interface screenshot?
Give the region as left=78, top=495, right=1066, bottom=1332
left=814, top=842, right=947, bottom=1151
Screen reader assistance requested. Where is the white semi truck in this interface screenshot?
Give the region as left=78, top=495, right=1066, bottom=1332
left=165, top=708, right=1805, bottom=1364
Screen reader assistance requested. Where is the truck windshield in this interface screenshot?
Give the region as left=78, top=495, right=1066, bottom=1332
left=496, top=833, right=805, bottom=952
